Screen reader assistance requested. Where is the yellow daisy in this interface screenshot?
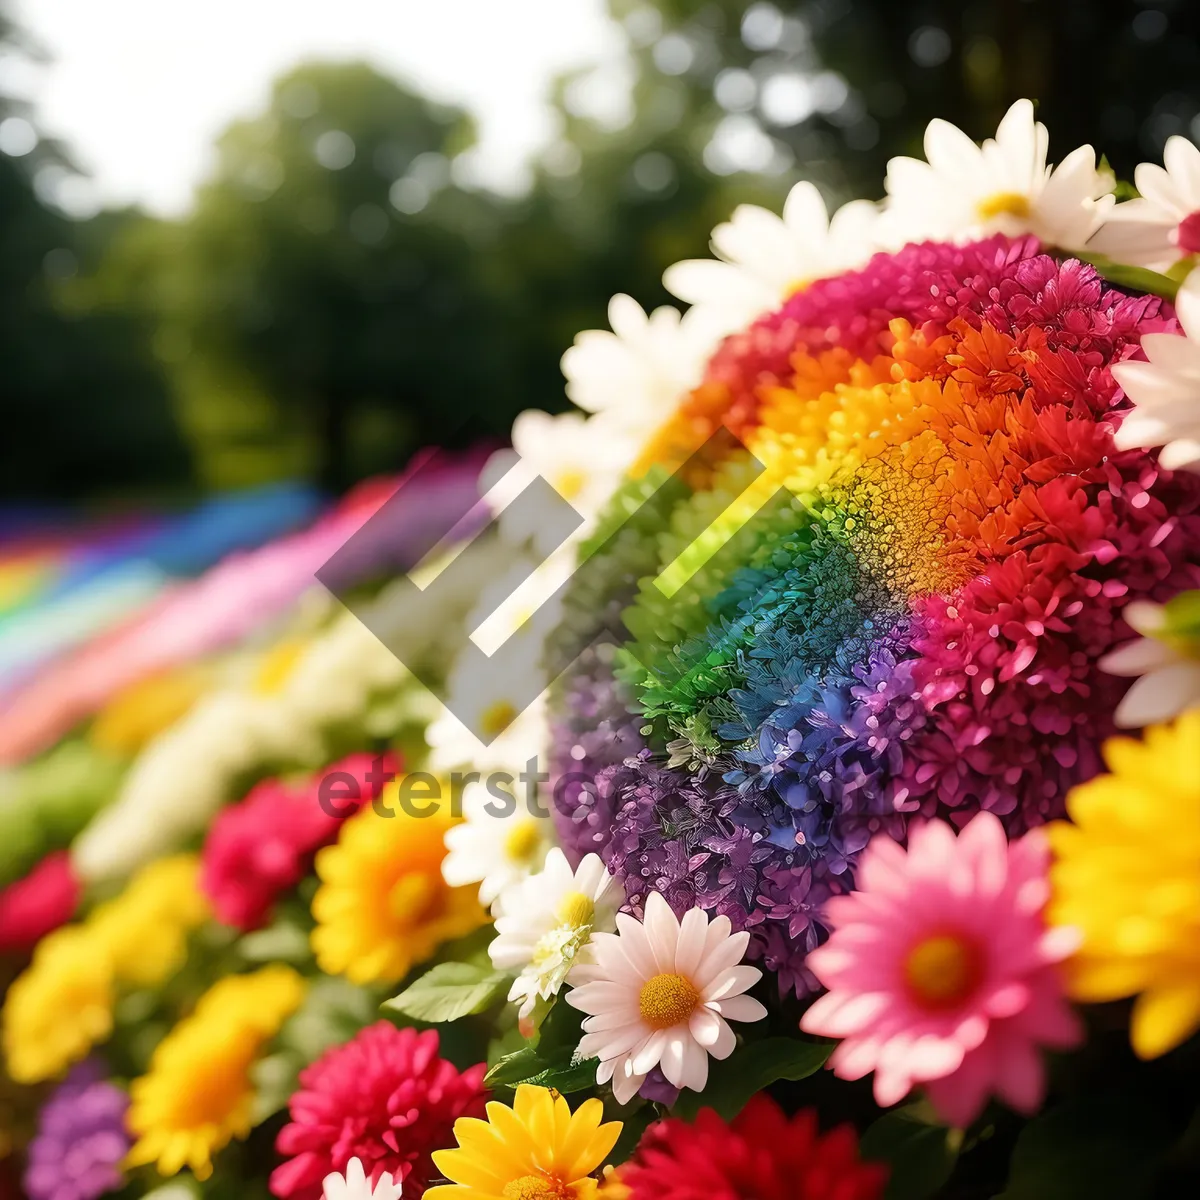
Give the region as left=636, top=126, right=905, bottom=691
left=89, top=854, right=211, bottom=988
left=311, top=784, right=487, bottom=984
left=126, top=965, right=304, bottom=1180
left=426, top=1085, right=622, bottom=1200
left=1048, top=711, right=1200, bottom=1059
left=2, top=926, right=114, bottom=1084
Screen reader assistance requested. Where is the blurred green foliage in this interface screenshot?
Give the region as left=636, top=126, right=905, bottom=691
left=5, top=1, right=1200, bottom=499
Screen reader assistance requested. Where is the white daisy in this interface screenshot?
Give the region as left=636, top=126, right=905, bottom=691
left=442, top=779, right=553, bottom=910
left=1101, top=596, right=1200, bottom=728
left=1090, top=136, right=1200, bottom=273
left=663, top=181, right=880, bottom=336
left=1111, top=265, right=1200, bottom=471
left=482, top=409, right=637, bottom=555
left=560, top=293, right=720, bottom=440
left=322, top=1157, right=402, bottom=1200
left=425, top=681, right=548, bottom=775
left=881, top=99, right=1113, bottom=251
left=565, top=892, right=767, bottom=1105
left=489, top=849, right=624, bottom=1025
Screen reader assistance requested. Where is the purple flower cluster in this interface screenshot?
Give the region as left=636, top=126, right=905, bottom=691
left=24, top=1061, right=129, bottom=1200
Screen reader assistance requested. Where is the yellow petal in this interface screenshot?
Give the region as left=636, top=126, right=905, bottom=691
left=1130, top=982, right=1200, bottom=1060
left=1065, top=954, right=1155, bottom=1002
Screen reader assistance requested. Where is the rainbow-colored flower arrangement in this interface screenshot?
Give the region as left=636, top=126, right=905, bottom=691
left=3, top=101, right=1200, bottom=1200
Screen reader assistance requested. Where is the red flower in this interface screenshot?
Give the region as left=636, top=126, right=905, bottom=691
left=270, top=1023, right=487, bottom=1200
left=202, top=751, right=398, bottom=930
left=616, top=1094, right=888, bottom=1200
left=0, top=852, right=80, bottom=952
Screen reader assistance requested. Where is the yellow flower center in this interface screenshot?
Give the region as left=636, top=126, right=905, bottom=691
left=505, top=819, right=544, bottom=864
left=976, top=191, right=1031, bottom=222
left=481, top=700, right=518, bottom=738
left=387, top=872, right=441, bottom=925
left=554, top=469, right=586, bottom=501
left=503, top=1175, right=570, bottom=1199
left=554, top=890, right=595, bottom=928
left=638, top=972, right=700, bottom=1030
left=904, top=934, right=983, bottom=1009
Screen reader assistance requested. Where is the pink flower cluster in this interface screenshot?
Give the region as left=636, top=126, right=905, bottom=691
left=201, top=751, right=399, bottom=930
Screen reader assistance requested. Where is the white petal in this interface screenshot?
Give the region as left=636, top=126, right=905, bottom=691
left=1160, top=437, right=1200, bottom=470
left=693, top=928, right=751, bottom=991
left=643, top=892, right=681, bottom=971
left=1114, top=663, right=1200, bottom=727
left=679, top=1034, right=711, bottom=1090
left=673, top=907, right=709, bottom=978
left=710, top=993, right=768, bottom=1025
left=1175, top=267, right=1200, bottom=342
left=703, top=964, right=762, bottom=1002
left=610, top=1059, right=646, bottom=1105
left=1099, top=637, right=1179, bottom=676
left=781, top=180, right=829, bottom=230
left=658, top=1031, right=690, bottom=1087
left=630, top=1028, right=669, bottom=1075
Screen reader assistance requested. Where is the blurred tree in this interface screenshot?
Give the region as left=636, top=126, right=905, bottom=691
left=88, top=63, right=523, bottom=493
left=87, top=56, right=773, bottom=493
left=621, top=0, right=1200, bottom=204
left=483, top=18, right=788, bottom=424
left=0, top=6, right=192, bottom=502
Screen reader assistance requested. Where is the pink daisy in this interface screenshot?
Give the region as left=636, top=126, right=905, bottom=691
left=566, top=892, right=767, bottom=1104
left=800, top=813, right=1082, bottom=1127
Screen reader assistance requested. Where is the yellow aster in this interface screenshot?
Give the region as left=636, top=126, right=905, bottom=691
left=88, top=854, right=210, bottom=988
left=426, top=1085, right=622, bottom=1200
left=311, top=784, right=487, bottom=985
left=125, top=965, right=304, bottom=1180
left=2, top=926, right=114, bottom=1084
left=1048, top=711, right=1200, bottom=1059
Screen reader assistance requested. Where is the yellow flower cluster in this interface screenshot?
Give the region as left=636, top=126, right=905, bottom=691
left=90, top=666, right=212, bottom=756
left=427, top=1084, right=622, bottom=1200
left=311, top=784, right=487, bottom=985
left=2, top=854, right=210, bottom=1083
left=89, top=854, right=211, bottom=986
left=126, top=965, right=305, bottom=1180
left=2, top=927, right=114, bottom=1085
left=1049, top=712, right=1200, bottom=1060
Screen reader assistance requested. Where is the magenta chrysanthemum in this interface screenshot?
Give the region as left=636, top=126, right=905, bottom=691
left=202, top=752, right=398, bottom=930
left=270, top=1023, right=487, bottom=1200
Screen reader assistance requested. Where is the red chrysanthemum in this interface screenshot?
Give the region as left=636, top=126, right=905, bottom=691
left=616, top=1094, right=888, bottom=1200
left=270, top=1023, right=487, bottom=1200
left=0, top=851, right=80, bottom=952
left=202, top=751, right=398, bottom=930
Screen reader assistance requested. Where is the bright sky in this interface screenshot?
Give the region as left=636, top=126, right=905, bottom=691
left=7, top=0, right=623, bottom=215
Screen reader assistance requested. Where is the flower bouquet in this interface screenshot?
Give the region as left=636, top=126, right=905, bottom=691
left=4, top=100, right=1200, bottom=1200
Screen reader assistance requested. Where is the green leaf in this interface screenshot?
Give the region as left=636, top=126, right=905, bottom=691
left=382, top=962, right=510, bottom=1024
left=995, top=1092, right=1173, bottom=1200
left=672, top=1037, right=833, bottom=1122
left=1073, top=251, right=1180, bottom=300
left=484, top=1044, right=599, bottom=1094
left=860, top=1105, right=960, bottom=1200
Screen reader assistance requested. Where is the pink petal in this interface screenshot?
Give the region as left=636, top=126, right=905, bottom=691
left=981, top=981, right=1032, bottom=1020
left=992, top=1035, right=1046, bottom=1114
